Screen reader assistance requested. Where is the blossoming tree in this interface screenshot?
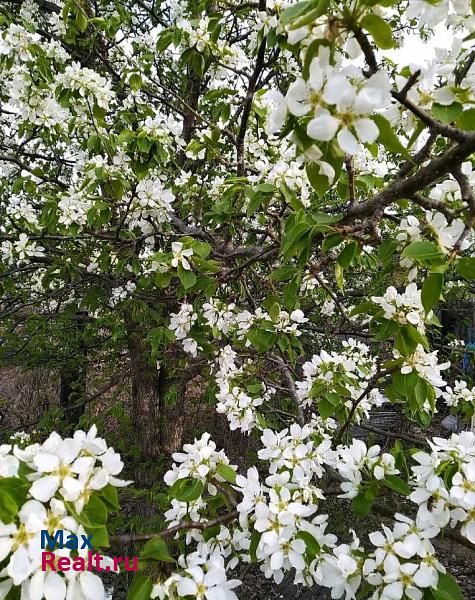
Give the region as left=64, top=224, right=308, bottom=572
left=2, top=0, right=475, bottom=598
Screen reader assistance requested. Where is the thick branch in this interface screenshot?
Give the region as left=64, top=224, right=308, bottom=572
left=111, top=511, right=239, bottom=544
left=344, top=134, right=475, bottom=221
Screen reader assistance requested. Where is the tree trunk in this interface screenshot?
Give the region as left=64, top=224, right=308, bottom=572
left=126, top=323, right=161, bottom=462
left=158, top=363, right=185, bottom=455
left=125, top=315, right=187, bottom=483
left=59, top=364, right=86, bottom=427
left=59, top=312, right=87, bottom=429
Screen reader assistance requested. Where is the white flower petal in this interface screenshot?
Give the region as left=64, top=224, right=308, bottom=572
left=337, top=127, right=359, bottom=155
left=80, top=571, right=105, bottom=600
left=307, top=111, right=340, bottom=141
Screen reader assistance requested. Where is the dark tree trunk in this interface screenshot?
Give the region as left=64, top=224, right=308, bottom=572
left=59, top=312, right=87, bottom=428
left=126, top=330, right=187, bottom=482
left=126, top=322, right=162, bottom=463
left=59, top=365, right=86, bottom=426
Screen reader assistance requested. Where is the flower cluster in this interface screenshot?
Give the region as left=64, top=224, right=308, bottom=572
left=394, top=345, right=449, bottom=391
left=163, top=432, right=236, bottom=492
left=0, top=427, right=129, bottom=599
left=155, top=424, right=475, bottom=600
left=270, top=46, right=391, bottom=154
left=169, top=300, right=308, bottom=358
left=214, top=346, right=271, bottom=433
left=296, top=340, right=380, bottom=421
left=169, top=303, right=198, bottom=354
left=1, top=234, right=45, bottom=265
left=443, top=380, right=475, bottom=408
left=332, top=439, right=399, bottom=499
left=372, top=283, right=427, bottom=329
left=410, top=432, right=475, bottom=544
left=131, top=178, right=175, bottom=231
left=57, top=62, right=114, bottom=111
left=152, top=543, right=240, bottom=600
left=364, top=514, right=445, bottom=600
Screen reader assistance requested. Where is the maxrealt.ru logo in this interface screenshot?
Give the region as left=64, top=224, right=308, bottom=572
left=41, top=530, right=138, bottom=573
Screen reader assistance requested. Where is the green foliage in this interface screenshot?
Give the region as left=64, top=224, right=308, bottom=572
left=360, top=14, right=396, bottom=49
left=169, top=478, right=204, bottom=503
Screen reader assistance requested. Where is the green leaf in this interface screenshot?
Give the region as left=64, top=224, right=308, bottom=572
left=457, top=107, right=475, bottom=130
left=0, top=478, right=28, bottom=507
left=378, top=239, right=399, bottom=263
left=283, top=276, right=300, bottom=310
left=254, top=182, right=275, bottom=193
left=270, top=265, right=297, bottom=282
left=280, top=0, right=317, bottom=24
left=350, top=301, right=377, bottom=317
left=383, top=475, right=411, bottom=496
left=84, top=525, right=109, bottom=548
left=322, top=233, right=343, bottom=252
left=247, top=328, right=278, bottom=353
left=421, top=273, right=443, bottom=313
left=141, top=537, right=174, bottom=562
left=75, top=8, right=88, bottom=32
left=5, top=586, right=21, bottom=600
left=306, top=162, right=332, bottom=198
left=392, top=371, right=419, bottom=398
left=296, top=531, right=320, bottom=558
left=98, top=485, right=119, bottom=510
left=249, top=529, right=261, bottom=562
left=81, top=494, right=108, bottom=526
left=372, top=318, right=399, bottom=342
left=352, top=490, right=375, bottom=516
left=395, top=328, right=417, bottom=357
left=424, top=572, right=464, bottom=600
left=127, top=575, right=153, bottom=600
left=281, top=221, right=313, bottom=260
left=432, top=102, right=463, bottom=124
left=0, top=491, right=18, bottom=523
left=169, top=477, right=204, bottom=503
left=360, top=13, right=396, bottom=49
left=282, top=0, right=330, bottom=29
left=406, top=323, right=429, bottom=350
left=318, top=398, right=335, bottom=420
left=458, top=257, right=475, bottom=279
left=337, top=242, right=357, bottom=268
left=216, top=463, right=237, bottom=484
left=129, top=73, right=142, bottom=91
left=402, top=241, right=442, bottom=262
left=191, top=241, right=212, bottom=259
left=178, top=266, right=196, bottom=290
left=372, top=114, right=411, bottom=157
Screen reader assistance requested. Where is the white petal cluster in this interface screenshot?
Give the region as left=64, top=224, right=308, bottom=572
left=131, top=178, right=175, bottom=229
left=214, top=347, right=270, bottom=433
left=426, top=210, right=471, bottom=253
left=409, top=432, right=475, bottom=544
left=443, top=380, right=475, bottom=408
left=372, top=283, right=427, bottom=328
left=364, top=512, right=444, bottom=600
left=57, top=62, right=114, bottom=110
left=394, top=345, right=449, bottom=390
left=332, top=439, right=399, bottom=499
left=151, top=543, right=240, bottom=600
left=171, top=242, right=194, bottom=271
left=296, top=340, right=378, bottom=418
left=163, top=432, right=236, bottom=491
left=0, top=427, right=129, bottom=599
left=1, top=234, right=45, bottom=265
left=58, top=191, right=93, bottom=227
left=169, top=303, right=198, bottom=354
left=271, top=46, right=391, bottom=154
